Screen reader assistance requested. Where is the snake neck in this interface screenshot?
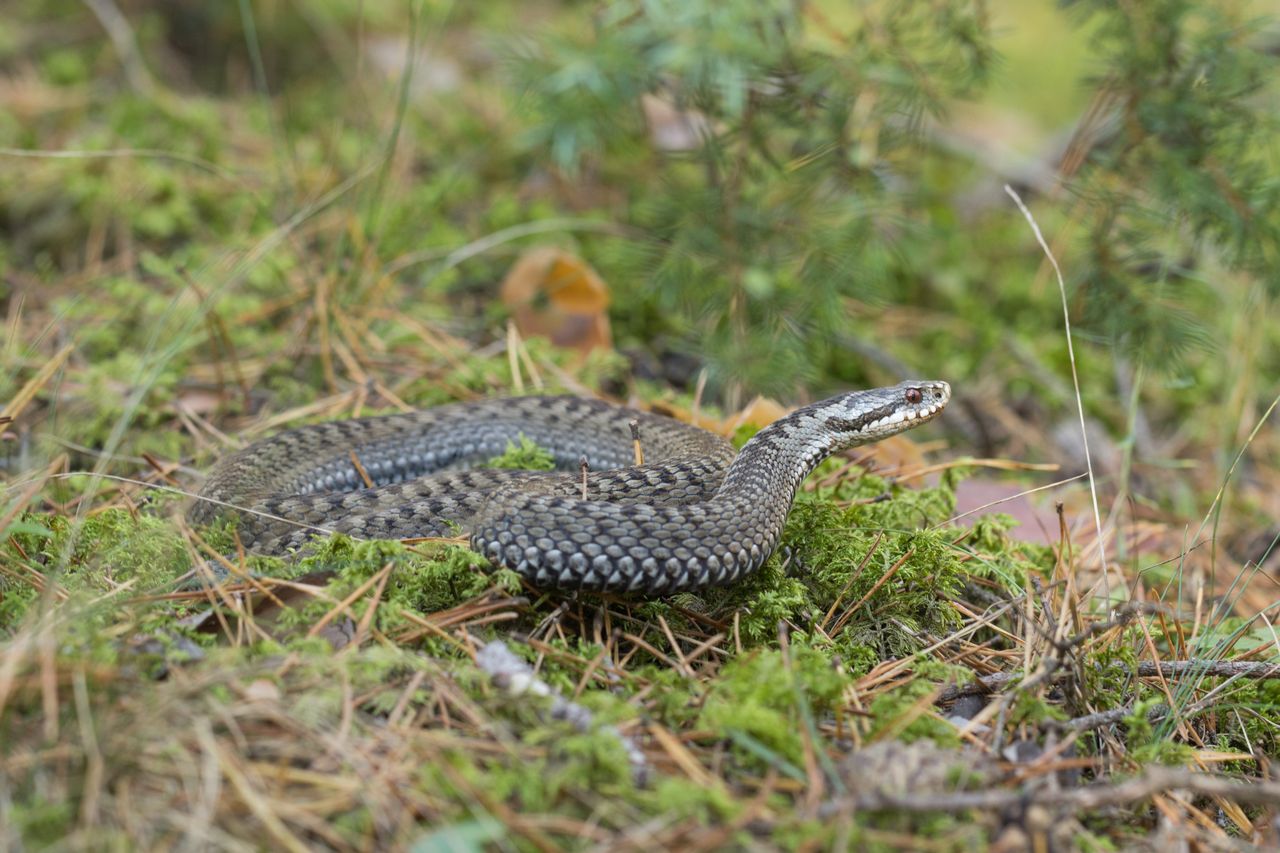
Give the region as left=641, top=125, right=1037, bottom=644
left=714, top=409, right=841, bottom=509
left=713, top=382, right=949, bottom=510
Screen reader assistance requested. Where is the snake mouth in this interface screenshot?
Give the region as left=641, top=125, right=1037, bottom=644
left=866, top=404, right=941, bottom=431
left=860, top=381, right=950, bottom=435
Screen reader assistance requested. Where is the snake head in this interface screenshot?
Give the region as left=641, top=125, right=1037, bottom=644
left=822, top=380, right=950, bottom=445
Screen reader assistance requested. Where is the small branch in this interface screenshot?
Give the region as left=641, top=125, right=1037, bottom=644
left=629, top=420, right=644, bottom=466
left=579, top=456, right=590, bottom=501
left=1050, top=704, right=1150, bottom=733
left=1139, top=660, right=1280, bottom=680
left=1052, top=670, right=1266, bottom=733
left=937, top=659, right=1280, bottom=703
left=349, top=451, right=375, bottom=489
left=818, top=767, right=1280, bottom=817
left=1052, top=609, right=1136, bottom=653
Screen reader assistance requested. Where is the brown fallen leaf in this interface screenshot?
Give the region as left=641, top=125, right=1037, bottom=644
left=653, top=394, right=789, bottom=437
left=859, top=433, right=930, bottom=475
left=724, top=396, right=790, bottom=434
left=500, top=247, right=612, bottom=356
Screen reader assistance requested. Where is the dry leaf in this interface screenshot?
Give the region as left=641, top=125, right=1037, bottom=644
left=500, top=247, right=612, bottom=355
left=861, top=433, right=929, bottom=475
left=724, top=396, right=790, bottom=434
left=244, top=678, right=282, bottom=702
left=656, top=395, right=789, bottom=437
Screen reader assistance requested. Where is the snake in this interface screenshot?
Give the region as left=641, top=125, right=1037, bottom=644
left=189, top=381, right=950, bottom=594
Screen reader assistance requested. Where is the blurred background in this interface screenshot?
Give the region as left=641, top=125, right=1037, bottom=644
left=2, top=0, right=1278, bottom=596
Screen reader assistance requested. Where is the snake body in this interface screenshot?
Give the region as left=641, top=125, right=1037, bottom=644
left=191, top=381, right=949, bottom=593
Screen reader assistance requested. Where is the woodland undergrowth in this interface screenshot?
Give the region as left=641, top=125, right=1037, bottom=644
left=3, top=0, right=1280, bottom=849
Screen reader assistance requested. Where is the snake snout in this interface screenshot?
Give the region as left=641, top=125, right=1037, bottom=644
left=913, top=380, right=949, bottom=417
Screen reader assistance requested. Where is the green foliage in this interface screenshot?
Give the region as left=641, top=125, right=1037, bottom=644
left=650, top=776, right=739, bottom=824
left=1066, top=0, right=1280, bottom=365
left=481, top=434, right=557, bottom=471
left=274, top=538, right=512, bottom=636
left=1125, top=698, right=1197, bottom=766
left=700, top=644, right=845, bottom=771
left=420, top=711, right=637, bottom=817
left=2, top=508, right=191, bottom=607
left=3, top=0, right=1277, bottom=846
left=1076, top=833, right=1121, bottom=853
left=781, top=487, right=968, bottom=658
left=865, top=678, right=963, bottom=747
left=10, top=799, right=74, bottom=849
left=960, top=512, right=1051, bottom=589
left=513, top=0, right=994, bottom=396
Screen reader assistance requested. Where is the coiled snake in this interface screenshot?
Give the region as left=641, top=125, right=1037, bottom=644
left=190, top=381, right=950, bottom=593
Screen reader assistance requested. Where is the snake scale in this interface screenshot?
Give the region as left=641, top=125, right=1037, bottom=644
left=190, top=381, right=950, bottom=593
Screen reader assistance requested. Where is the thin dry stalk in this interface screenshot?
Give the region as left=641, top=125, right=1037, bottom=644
left=1005, top=185, right=1112, bottom=598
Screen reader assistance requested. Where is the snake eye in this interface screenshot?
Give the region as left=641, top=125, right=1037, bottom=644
left=905, top=387, right=923, bottom=405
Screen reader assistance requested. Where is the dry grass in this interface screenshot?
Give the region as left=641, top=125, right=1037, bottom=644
left=2, top=316, right=1278, bottom=849
left=3, top=3, right=1280, bottom=847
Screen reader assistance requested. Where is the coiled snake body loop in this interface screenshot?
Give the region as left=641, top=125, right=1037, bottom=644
left=190, top=381, right=950, bottom=594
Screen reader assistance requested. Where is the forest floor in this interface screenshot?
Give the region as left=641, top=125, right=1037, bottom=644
left=4, top=2, right=1280, bottom=850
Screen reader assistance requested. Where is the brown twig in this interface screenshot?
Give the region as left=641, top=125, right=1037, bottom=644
left=937, top=659, right=1280, bottom=704
left=629, top=419, right=644, bottom=466
left=1, top=344, right=74, bottom=422
left=349, top=450, right=375, bottom=489
left=818, top=767, right=1280, bottom=817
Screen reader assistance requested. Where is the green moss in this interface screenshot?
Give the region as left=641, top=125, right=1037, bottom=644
left=2, top=1, right=1273, bottom=845
left=962, top=512, right=1052, bottom=588
left=0, top=509, right=194, bottom=632
left=1075, top=832, right=1121, bottom=853
left=272, top=538, right=512, bottom=637
left=649, top=776, right=740, bottom=823
left=1006, top=689, right=1069, bottom=729
left=421, top=715, right=635, bottom=817
left=481, top=434, right=557, bottom=471
left=700, top=645, right=845, bottom=770
left=11, top=798, right=74, bottom=847
left=779, top=493, right=969, bottom=658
